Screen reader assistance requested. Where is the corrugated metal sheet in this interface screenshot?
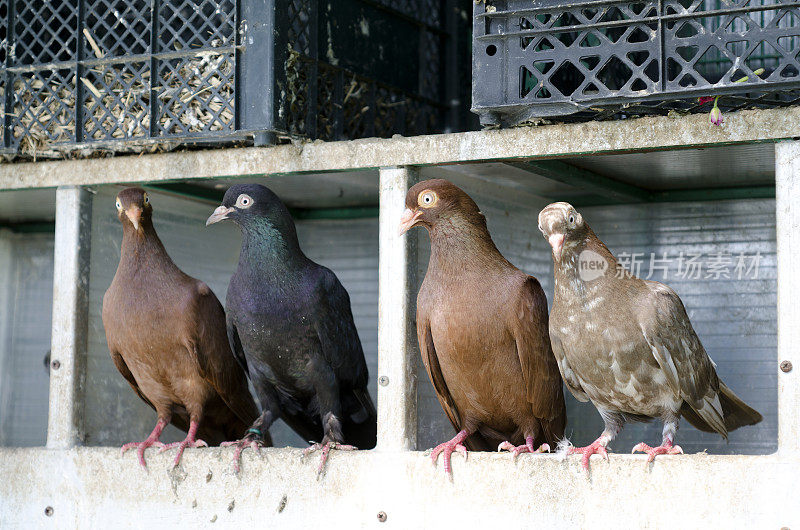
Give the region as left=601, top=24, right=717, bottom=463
left=415, top=194, right=776, bottom=455
left=84, top=187, right=379, bottom=448
left=0, top=232, right=53, bottom=447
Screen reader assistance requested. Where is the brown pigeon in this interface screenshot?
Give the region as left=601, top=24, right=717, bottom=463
left=538, top=201, right=762, bottom=469
left=399, top=179, right=566, bottom=475
left=103, top=187, right=265, bottom=468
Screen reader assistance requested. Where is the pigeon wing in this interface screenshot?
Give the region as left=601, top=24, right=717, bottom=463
left=639, top=281, right=727, bottom=437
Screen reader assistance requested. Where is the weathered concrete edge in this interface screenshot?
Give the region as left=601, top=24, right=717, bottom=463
left=0, top=447, right=796, bottom=528
left=1, top=106, right=798, bottom=191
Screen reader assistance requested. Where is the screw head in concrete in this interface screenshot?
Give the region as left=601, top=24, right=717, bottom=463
left=377, top=511, right=387, bottom=522
left=51, top=360, right=60, bottom=370
left=44, top=506, right=54, bottom=517
left=780, top=360, right=793, bottom=373
left=378, top=376, right=389, bottom=387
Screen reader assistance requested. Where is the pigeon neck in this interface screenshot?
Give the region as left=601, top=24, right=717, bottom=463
left=428, top=218, right=509, bottom=273
left=239, top=220, right=306, bottom=273
left=119, top=221, right=178, bottom=273
left=553, top=235, right=618, bottom=298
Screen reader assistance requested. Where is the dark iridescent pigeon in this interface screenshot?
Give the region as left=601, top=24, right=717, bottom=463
left=538, top=202, right=762, bottom=469
left=206, top=183, right=376, bottom=473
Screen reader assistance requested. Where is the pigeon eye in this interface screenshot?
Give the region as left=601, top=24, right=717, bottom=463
left=115, top=198, right=122, bottom=210
left=236, top=194, right=254, bottom=209
left=418, top=190, right=438, bottom=208
left=143, top=193, right=149, bottom=204
left=568, top=215, right=575, bottom=224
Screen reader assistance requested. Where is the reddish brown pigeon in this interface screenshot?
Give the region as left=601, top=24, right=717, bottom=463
left=400, top=179, right=566, bottom=476
left=103, top=187, right=264, bottom=468
left=538, top=201, right=762, bottom=469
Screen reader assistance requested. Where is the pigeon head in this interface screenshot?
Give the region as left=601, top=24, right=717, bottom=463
left=115, top=187, right=153, bottom=232
left=538, top=202, right=588, bottom=262
left=398, top=179, right=484, bottom=235
left=206, top=183, right=294, bottom=232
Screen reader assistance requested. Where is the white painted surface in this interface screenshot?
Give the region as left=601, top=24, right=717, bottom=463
left=775, top=140, right=799, bottom=454
left=377, top=167, right=419, bottom=451
left=47, top=187, right=91, bottom=449
left=0, top=447, right=797, bottom=529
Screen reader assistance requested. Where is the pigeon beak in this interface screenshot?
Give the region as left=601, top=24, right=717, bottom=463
left=398, top=208, right=421, bottom=235
left=206, top=206, right=234, bottom=226
left=125, top=206, right=142, bottom=231
left=549, top=234, right=565, bottom=261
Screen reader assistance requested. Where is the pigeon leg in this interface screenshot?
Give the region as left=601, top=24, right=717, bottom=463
left=631, top=440, right=684, bottom=462
left=430, top=429, right=470, bottom=476
left=567, top=435, right=611, bottom=470
left=498, top=436, right=550, bottom=459
left=632, top=417, right=684, bottom=463
left=158, top=420, right=208, bottom=467
left=567, top=411, right=623, bottom=471
left=304, top=413, right=357, bottom=475
left=120, top=417, right=169, bottom=468
left=222, top=412, right=273, bottom=474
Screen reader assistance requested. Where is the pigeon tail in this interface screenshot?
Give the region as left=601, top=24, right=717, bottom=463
left=718, top=382, right=763, bottom=432
left=680, top=383, right=762, bottom=436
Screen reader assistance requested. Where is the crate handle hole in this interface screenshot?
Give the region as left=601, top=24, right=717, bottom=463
left=486, top=45, right=498, bottom=56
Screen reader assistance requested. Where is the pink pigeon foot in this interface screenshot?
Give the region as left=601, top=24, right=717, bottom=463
left=567, top=437, right=610, bottom=470
left=121, top=418, right=169, bottom=468
left=430, top=429, right=469, bottom=476
left=221, top=429, right=266, bottom=473
left=631, top=440, right=684, bottom=463
left=157, top=420, right=207, bottom=467
left=498, top=436, right=550, bottom=459
left=303, top=441, right=357, bottom=474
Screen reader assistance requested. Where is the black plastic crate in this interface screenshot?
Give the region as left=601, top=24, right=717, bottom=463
left=0, top=0, right=465, bottom=158
left=472, top=0, right=800, bottom=126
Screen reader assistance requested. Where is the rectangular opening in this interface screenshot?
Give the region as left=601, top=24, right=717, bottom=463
left=0, top=188, right=56, bottom=447
left=82, top=173, right=381, bottom=450
left=413, top=145, right=776, bottom=455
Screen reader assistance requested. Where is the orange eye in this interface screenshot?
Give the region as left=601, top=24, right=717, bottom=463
left=418, top=190, right=438, bottom=208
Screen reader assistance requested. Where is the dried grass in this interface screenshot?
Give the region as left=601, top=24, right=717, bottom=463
left=4, top=31, right=236, bottom=160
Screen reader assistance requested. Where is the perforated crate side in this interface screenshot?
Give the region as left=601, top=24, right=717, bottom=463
left=277, top=0, right=453, bottom=142
left=1, top=0, right=277, bottom=157
left=472, top=0, right=800, bottom=126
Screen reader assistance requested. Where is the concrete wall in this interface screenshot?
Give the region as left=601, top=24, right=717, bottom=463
left=0, top=448, right=797, bottom=529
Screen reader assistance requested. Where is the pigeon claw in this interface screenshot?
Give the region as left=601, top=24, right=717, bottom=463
left=221, top=434, right=265, bottom=473
left=497, top=437, right=550, bottom=459
left=158, top=437, right=208, bottom=468
left=631, top=442, right=684, bottom=463
left=567, top=439, right=610, bottom=471
left=120, top=439, right=166, bottom=468
left=430, top=430, right=470, bottom=477
left=303, top=441, right=357, bottom=475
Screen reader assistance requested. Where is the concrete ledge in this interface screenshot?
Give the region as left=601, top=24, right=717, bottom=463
left=1, top=107, right=799, bottom=190
left=1, top=447, right=796, bottom=528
